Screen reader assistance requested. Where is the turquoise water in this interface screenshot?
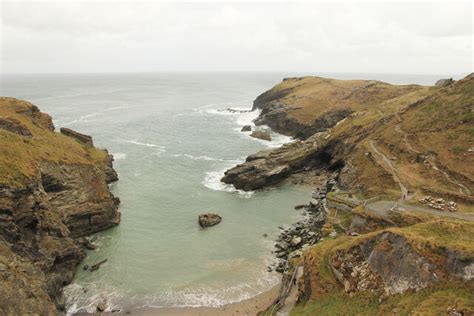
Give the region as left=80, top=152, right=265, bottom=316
left=0, top=73, right=445, bottom=312
left=1, top=73, right=312, bottom=312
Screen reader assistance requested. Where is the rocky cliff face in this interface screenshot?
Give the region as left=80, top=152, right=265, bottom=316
left=295, top=220, right=474, bottom=315
left=0, top=97, right=120, bottom=314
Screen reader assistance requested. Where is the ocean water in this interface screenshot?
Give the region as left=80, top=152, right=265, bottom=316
left=0, top=72, right=447, bottom=313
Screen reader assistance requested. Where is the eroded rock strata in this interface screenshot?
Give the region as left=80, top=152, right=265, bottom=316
left=0, top=97, right=120, bottom=314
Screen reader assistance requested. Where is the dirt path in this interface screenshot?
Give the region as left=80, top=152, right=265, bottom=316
left=368, top=140, right=409, bottom=200
left=276, top=267, right=303, bottom=316
left=394, top=114, right=471, bottom=196
left=395, top=124, right=419, bottom=154
left=429, top=160, right=472, bottom=196
left=365, top=200, right=474, bottom=222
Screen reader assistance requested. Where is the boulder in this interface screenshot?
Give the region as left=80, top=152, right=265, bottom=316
left=435, top=78, right=454, bottom=87
left=250, top=130, right=272, bottom=141
left=241, top=125, right=252, bottom=132
left=198, top=213, right=222, bottom=228
left=291, top=236, right=302, bottom=246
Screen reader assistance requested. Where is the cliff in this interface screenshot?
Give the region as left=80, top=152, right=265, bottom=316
left=252, top=76, right=423, bottom=139
left=225, top=75, right=474, bottom=315
left=0, top=97, right=120, bottom=314
left=225, top=74, right=473, bottom=202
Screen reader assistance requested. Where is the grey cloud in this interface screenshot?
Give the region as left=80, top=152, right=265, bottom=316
left=1, top=1, right=472, bottom=74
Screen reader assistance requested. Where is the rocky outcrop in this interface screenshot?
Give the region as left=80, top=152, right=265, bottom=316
left=435, top=78, right=454, bottom=87
left=254, top=105, right=352, bottom=140
left=222, top=133, right=348, bottom=191
left=330, top=231, right=474, bottom=296
left=250, top=130, right=271, bottom=141
left=198, top=213, right=222, bottom=227
left=0, top=98, right=120, bottom=314
left=104, top=151, right=119, bottom=184
left=60, top=127, right=94, bottom=146
left=0, top=117, right=32, bottom=136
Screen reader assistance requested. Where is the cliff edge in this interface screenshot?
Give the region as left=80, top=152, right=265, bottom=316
left=0, top=97, right=120, bottom=314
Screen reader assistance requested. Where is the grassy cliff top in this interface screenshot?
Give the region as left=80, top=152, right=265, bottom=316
left=257, top=76, right=426, bottom=125
left=0, top=97, right=108, bottom=188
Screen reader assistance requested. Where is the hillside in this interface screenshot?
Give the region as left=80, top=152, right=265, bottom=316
left=252, top=76, right=425, bottom=139
left=224, top=74, right=474, bottom=315
left=332, top=74, right=473, bottom=204
left=0, top=98, right=120, bottom=314
left=224, top=74, right=473, bottom=204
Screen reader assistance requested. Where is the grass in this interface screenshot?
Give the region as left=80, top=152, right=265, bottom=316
left=452, top=146, right=465, bottom=154
left=291, top=218, right=474, bottom=315
left=291, top=283, right=474, bottom=316
left=0, top=97, right=108, bottom=188
left=264, top=76, right=426, bottom=125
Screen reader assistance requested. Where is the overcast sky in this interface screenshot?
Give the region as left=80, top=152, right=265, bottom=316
left=1, top=1, right=472, bottom=75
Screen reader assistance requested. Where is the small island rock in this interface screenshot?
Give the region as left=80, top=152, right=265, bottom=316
left=198, top=213, right=222, bottom=227
left=241, top=125, right=252, bottom=132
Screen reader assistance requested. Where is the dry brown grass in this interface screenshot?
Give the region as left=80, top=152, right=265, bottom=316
left=267, top=77, right=425, bottom=125
left=0, top=97, right=108, bottom=188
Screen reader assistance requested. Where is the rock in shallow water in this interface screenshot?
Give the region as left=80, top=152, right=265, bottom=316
left=241, top=125, right=252, bottom=132
left=198, top=213, right=222, bottom=228
left=250, top=130, right=272, bottom=141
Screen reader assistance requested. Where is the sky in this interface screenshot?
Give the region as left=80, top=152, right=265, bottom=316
left=1, top=1, right=472, bottom=75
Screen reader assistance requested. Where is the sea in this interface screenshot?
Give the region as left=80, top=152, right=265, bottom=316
left=0, top=72, right=448, bottom=313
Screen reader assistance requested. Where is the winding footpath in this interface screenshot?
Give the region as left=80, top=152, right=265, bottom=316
left=394, top=114, right=471, bottom=196
left=366, top=139, right=474, bottom=222
left=368, top=139, right=409, bottom=200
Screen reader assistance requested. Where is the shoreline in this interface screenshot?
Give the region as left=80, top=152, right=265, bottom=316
left=91, top=282, right=280, bottom=315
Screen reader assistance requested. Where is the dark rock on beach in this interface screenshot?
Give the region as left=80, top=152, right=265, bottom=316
left=198, top=213, right=222, bottom=227
left=271, top=181, right=330, bottom=273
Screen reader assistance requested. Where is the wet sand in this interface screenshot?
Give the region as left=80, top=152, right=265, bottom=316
left=96, top=283, right=280, bottom=316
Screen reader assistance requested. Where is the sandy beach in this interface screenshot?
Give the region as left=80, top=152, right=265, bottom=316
left=95, top=283, right=280, bottom=316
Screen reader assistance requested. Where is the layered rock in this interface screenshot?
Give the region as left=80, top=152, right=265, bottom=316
left=222, top=132, right=349, bottom=191
left=0, top=97, right=120, bottom=314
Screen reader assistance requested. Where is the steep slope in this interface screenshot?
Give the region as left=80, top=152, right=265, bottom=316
left=0, top=97, right=120, bottom=314
left=336, top=74, right=473, bottom=202
left=225, top=74, right=473, bottom=204
left=292, top=220, right=474, bottom=315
